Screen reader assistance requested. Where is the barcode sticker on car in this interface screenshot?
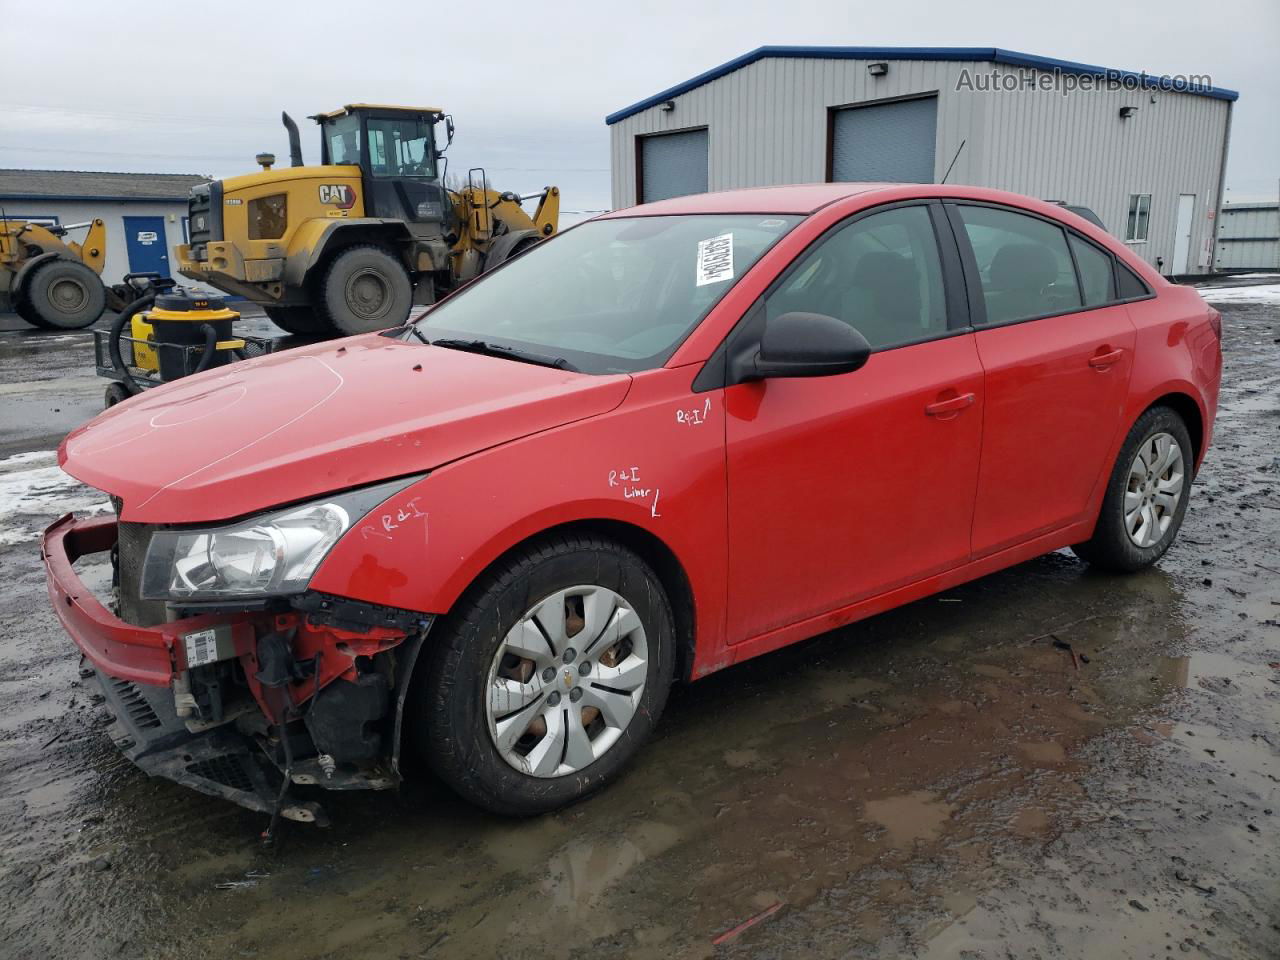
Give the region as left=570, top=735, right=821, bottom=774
left=696, top=233, right=734, bottom=286
left=184, top=629, right=219, bottom=668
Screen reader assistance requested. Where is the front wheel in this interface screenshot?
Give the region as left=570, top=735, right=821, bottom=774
left=1072, top=406, right=1194, bottom=572
left=318, top=245, right=413, bottom=335
left=417, top=535, right=675, bottom=816
left=25, top=259, right=107, bottom=329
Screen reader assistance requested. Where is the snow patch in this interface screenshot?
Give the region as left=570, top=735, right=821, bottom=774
left=0, top=451, right=110, bottom=547
left=1198, top=283, right=1280, bottom=304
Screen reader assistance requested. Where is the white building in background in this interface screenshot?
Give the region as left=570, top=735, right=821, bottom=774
left=0, top=169, right=209, bottom=285
left=607, top=46, right=1237, bottom=276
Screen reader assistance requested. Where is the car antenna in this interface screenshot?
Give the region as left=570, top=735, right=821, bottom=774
left=941, top=139, right=966, bottom=185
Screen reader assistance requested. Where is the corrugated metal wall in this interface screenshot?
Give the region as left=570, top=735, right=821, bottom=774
left=609, top=58, right=988, bottom=206
left=609, top=56, right=1231, bottom=274
left=1215, top=203, right=1280, bottom=271
left=978, top=64, right=1229, bottom=274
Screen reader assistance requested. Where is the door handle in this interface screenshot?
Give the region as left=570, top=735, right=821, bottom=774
left=1089, top=348, right=1125, bottom=368
left=925, top=392, right=975, bottom=416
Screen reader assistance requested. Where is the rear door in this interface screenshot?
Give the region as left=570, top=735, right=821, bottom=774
left=724, top=202, right=983, bottom=642
left=947, top=202, right=1137, bottom=556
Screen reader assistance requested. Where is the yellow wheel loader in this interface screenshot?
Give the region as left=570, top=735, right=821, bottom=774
left=1, top=217, right=117, bottom=329
left=175, top=105, right=560, bottom=336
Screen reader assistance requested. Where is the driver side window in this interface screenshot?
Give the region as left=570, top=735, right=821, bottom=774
left=764, top=205, right=948, bottom=350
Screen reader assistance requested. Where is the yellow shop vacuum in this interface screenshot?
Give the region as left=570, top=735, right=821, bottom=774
left=96, top=276, right=277, bottom=407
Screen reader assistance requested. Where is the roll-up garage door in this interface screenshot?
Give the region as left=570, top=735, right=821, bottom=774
left=831, top=97, right=938, bottom=184
left=640, top=128, right=708, bottom=203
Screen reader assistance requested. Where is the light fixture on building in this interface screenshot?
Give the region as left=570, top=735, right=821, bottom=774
left=1119, top=106, right=1139, bottom=119
left=868, top=62, right=889, bottom=77
left=660, top=100, right=676, bottom=112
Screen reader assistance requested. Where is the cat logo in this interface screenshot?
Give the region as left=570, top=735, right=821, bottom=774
left=318, top=184, right=356, bottom=209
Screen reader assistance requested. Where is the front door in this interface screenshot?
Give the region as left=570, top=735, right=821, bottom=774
left=725, top=203, right=983, bottom=642
left=123, top=215, right=169, bottom=277
left=1172, top=194, right=1195, bottom=275
left=948, top=202, right=1136, bottom=556
left=362, top=113, right=450, bottom=230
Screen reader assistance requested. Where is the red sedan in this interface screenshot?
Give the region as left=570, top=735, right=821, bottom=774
left=44, top=183, right=1221, bottom=821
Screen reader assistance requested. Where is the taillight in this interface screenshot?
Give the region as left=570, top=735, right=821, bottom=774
left=1207, top=307, right=1222, bottom=341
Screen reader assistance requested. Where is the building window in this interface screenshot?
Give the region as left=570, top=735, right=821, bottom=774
left=1125, top=194, right=1151, bottom=243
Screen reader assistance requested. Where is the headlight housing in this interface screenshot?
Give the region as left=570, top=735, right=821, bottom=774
left=140, top=477, right=418, bottom=602
left=247, top=193, right=287, bottom=240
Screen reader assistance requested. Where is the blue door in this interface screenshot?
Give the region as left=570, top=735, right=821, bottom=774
left=123, top=215, right=171, bottom=277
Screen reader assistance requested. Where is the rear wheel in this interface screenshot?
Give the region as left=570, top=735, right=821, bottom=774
left=417, top=535, right=675, bottom=816
left=104, top=382, right=130, bottom=407
left=25, top=259, right=107, bottom=329
left=1071, top=406, right=1194, bottom=572
left=318, top=245, right=413, bottom=336
left=264, top=305, right=334, bottom=337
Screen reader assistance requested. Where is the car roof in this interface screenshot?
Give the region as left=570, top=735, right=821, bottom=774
left=602, top=183, right=894, bottom=217
left=602, top=183, right=1116, bottom=230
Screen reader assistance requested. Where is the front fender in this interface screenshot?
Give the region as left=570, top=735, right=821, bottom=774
left=307, top=365, right=731, bottom=674
left=283, top=219, right=414, bottom=286
left=12, top=251, right=60, bottom=299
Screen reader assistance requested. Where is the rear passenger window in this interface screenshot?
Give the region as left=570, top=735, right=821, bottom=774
left=955, top=205, right=1082, bottom=325
left=1117, top=262, right=1151, bottom=299
left=765, top=205, right=948, bottom=350
left=1069, top=235, right=1115, bottom=306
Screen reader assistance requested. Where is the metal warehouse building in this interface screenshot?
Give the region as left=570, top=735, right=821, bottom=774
left=607, top=47, right=1237, bottom=276
left=1214, top=201, right=1279, bottom=271
left=0, top=169, right=209, bottom=285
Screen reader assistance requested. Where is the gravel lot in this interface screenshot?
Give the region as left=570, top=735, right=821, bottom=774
left=0, top=286, right=1276, bottom=959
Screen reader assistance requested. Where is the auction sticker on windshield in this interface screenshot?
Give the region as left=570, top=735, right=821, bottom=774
left=696, top=233, right=734, bottom=286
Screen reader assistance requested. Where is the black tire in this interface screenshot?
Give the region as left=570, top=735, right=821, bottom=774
left=263, top=305, right=335, bottom=337
left=318, top=245, right=412, bottom=335
left=25, top=259, right=107, bottom=329
left=13, top=293, right=53, bottom=329
left=417, top=534, right=676, bottom=816
left=1071, top=406, right=1194, bottom=572
left=104, top=382, right=131, bottom=407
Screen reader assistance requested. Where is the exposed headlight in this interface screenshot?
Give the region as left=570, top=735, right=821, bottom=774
left=140, top=477, right=418, bottom=602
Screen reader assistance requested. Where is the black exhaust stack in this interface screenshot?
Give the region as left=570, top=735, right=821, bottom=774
left=282, top=112, right=303, bottom=167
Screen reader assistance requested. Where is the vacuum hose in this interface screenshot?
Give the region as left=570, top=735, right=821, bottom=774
left=107, top=293, right=156, bottom=397
left=191, top=324, right=218, bottom=374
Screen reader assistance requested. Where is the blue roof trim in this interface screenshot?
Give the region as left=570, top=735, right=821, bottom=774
left=604, top=46, right=1238, bottom=124
left=0, top=194, right=190, bottom=203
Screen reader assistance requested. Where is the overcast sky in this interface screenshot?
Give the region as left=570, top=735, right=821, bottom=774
left=2, top=0, right=1275, bottom=215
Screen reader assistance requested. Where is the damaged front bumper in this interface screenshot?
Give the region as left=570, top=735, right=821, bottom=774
left=43, top=513, right=433, bottom=823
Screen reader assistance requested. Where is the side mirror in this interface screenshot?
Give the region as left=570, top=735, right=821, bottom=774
left=733, top=312, right=871, bottom=382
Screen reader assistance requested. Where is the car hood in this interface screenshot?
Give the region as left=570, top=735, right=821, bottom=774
left=61, top=335, right=631, bottom=523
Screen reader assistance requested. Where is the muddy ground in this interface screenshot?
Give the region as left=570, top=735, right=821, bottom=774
left=0, top=289, right=1276, bottom=959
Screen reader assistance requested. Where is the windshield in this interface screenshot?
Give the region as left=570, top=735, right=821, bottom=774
left=406, top=214, right=800, bottom=374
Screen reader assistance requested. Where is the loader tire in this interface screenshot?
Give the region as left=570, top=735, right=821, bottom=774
left=264, top=306, right=334, bottom=338
left=13, top=292, right=54, bottom=329
left=25, top=259, right=107, bottom=330
left=318, top=245, right=413, bottom=336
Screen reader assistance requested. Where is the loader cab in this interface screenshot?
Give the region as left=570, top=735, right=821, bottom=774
left=313, top=105, right=454, bottom=233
